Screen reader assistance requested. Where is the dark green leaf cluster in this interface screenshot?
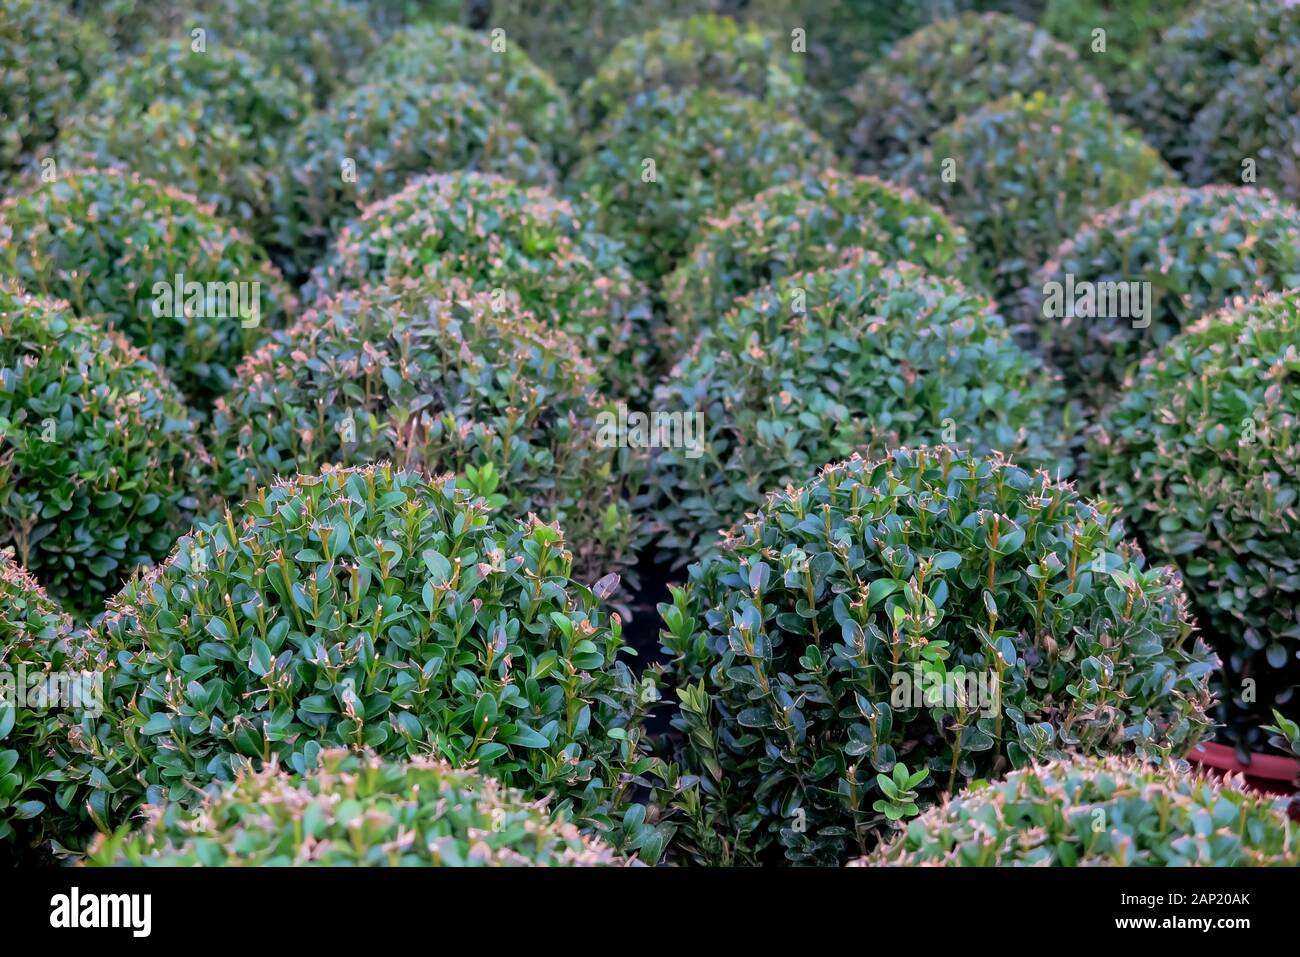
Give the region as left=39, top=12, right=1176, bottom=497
left=0, top=0, right=109, bottom=179
left=55, top=39, right=310, bottom=229
left=840, top=13, right=1107, bottom=176
left=859, top=755, right=1296, bottom=866
left=269, top=81, right=555, bottom=280
left=1028, top=186, right=1300, bottom=411
left=661, top=168, right=979, bottom=357
left=1086, top=292, right=1300, bottom=750
left=659, top=447, right=1215, bottom=865
left=89, top=749, right=628, bottom=866
left=901, top=92, right=1176, bottom=305
left=209, top=285, right=647, bottom=586
left=308, top=171, right=653, bottom=401
left=651, top=254, right=1074, bottom=564
left=576, top=15, right=807, bottom=130
left=361, top=23, right=575, bottom=169
left=1041, top=0, right=1194, bottom=98
left=1121, top=0, right=1300, bottom=167
left=0, top=168, right=297, bottom=410
left=1189, top=46, right=1300, bottom=204
left=92, top=464, right=664, bottom=856
left=0, top=282, right=207, bottom=616
left=567, top=88, right=835, bottom=283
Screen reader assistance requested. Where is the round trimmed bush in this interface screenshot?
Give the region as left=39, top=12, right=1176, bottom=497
left=1042, top=0, right=1194, bottom=98
left=901, top=92, right=1176, bottom=305
left=0, top=0, right=109, bottom=177
left=56, top=39, right=310, bottom=228
left=1189, top=47, right=1300, bottom=203
left=1122, top=0, right=1300, bottom=167
left=659, top=446, right=1216, bottom=865
left=268, top=81, right=555, bottom=280
left=94, top=465, right=664, bottom=857
left=0, top=282, right=207, bottom=617
left=650, top=254, right=1075, bottom=565
left=0, top=550, right=83, bottom=860
left=576, top=15, right=807, bottom=130
left=841, top=13, right=1107, bottom=176
left=1086, top=292, right=1300, bottom=752
left=487, top=0, right=712, bottom=92
left=661, top=168, right=979, bottom=356
left=0, top=168, right=297, bottom=409
left=209, top=285, right=646, bottom=586
left=89, top=750, right=627, bottom=866
left=361, top=23, right=575, bottom=169
left=1028, top=186, right=1300, bottom=411
left=307, top=172, right=653, bottom=401
left=567, top=88, right=835, bottom=283
left=859, top=755, right=1296, bottom=866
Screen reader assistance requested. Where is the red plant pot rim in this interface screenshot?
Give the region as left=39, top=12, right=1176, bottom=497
left=1187, top=741, right=1299, bottom=795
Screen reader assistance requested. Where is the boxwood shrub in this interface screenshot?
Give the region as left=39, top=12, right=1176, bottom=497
left=650, top=254, right=1075, bottom=565
left=902, top=92, right=1176, bottom=305
left=576, top=15, right=806, bottom=130
left=268, top=81, right=555, bottom=281
left=567, top=88, right=835, bottom=283
left=0, top=550, right=82, bottom=861
left=1086, top=292, right=1300, bottom=752
left=361, top=23, right=575, bottom=170
left=93, top=465, right=666, bottom=859
left=840, top=13, right=1107, bottom=176
left=859, top=755, right=1296, bottom=866
left=90, top=750, right=627, bottom=866
left=487, top=0, right=713, bottom=91
left=307, top=172, right=653, bottom=401
left=1041, top=0, right=1194, bottom=98
left=56, top=39, right=310, bottom=228
left=0, top=168, right=297, bottom=409
left=209, top=285, right=647, bottom=586
left=659, top=447, right=1216, bottom=865
left=661, top=168, right=979, bottom=357
left=0, top=282, right=207, bottom=617
left=0, top=0, right=109, bottom=179
left=1189, top=47, right=1300, bottom=203
left=1121, top=0, right=1300, bottom=168
left=1027, top=186, right=1300, bottom=411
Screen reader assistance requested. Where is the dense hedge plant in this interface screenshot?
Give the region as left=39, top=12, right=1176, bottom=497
left=568, top=88, right=835, bottom=283
left=361, top=23, right=575, bottom=170
left=658, top=447, right=1216, bottom=865
left=0, top=550, right=84, bottom=861
left=661, top=168, right=979, bottom=356
left=902, top=92, right=1176, bottom=305
left=650, top=254, right=1075, bottom=565
left=840, top=13, right=1107, bottom=176
left=307, top=172, right=653, bottom=401
left=90, top=750, right=627, bottom=866
left=0, top=169, right=297, bottom=409
left=209, top=286, right=646, bottom=586
left=56, top=39, right=310, bottom=228
left=1027, top=186, right=1300, bottom=411
left=0, top=282, right=207, bottom=617
left=92, top=465, right=666, bottom=860
left=1121, top=0, right=1300, bottom=168
left=1086, top=292, right=1300, bottom=752
left=0, top=0, right=108, bottom=180
left=1189, top=47, right=1300, bottom=203
left=859, top=756, right=1296, bottom=866
left=268, top=81, right=555, bottom=281
left=1041, top=0, right=1194, bottom=98
left=487, top=0, right=715, bottom=91
left=576, top=15, right=806, bottom=130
